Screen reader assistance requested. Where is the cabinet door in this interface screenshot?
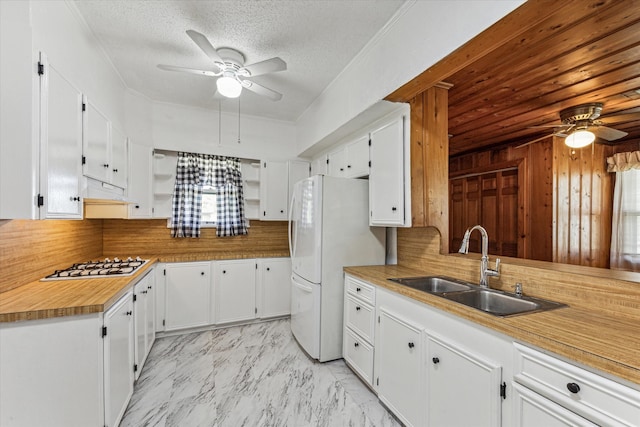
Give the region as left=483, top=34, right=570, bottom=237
left=369, top=117, right=405, bottom=226
left=104, top=292, right=134, bottom=427
left=110, top=126, right=128, bottom=189
left=214, top=259, right=257, bottom=324
left=288, top=161, right=309, bottom=207
left=377, top=307, right=424, bottom=427
left=259, top=258, right=291, bottom=318
left=513, top=383, right=598, bottom=427
left=40, top=56, right=83, bottom=219
left=165, top=262, right=211, bottom=331
left=128, top=144, right=153, bottom=218
left=145, top=271, right=156, bottom=354
left=133, top=279, right=147, bottom=381
left=427, top=333, right=502, bottom=427
left=311, top=154, right=328, bottom=176
left=260, top=160, right=288, bottom=220
left=344, top=134, right=370, bottom=178
left=327, top=147, right=346, bottom=177
left=83, top=100, right=111, bottom=183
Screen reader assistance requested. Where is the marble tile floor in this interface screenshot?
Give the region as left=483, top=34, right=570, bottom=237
left=120, top=319, right=402, bottom=427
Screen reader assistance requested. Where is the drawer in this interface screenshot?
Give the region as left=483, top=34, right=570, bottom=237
left=514, top=343, right=640, bottom=427
left=343, top=327, right=374, bottom=386
left=345, top=275, right=375, bottom=305
left=345, top=295, right=375, bottom=343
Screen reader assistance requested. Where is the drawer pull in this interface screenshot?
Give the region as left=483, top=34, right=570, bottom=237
left=408, top=342, right=415, bottom=349
left=355, top=306, right=361, bottom=311
left=432, top=357, right=440, bottom=364
left=567, top=382, right=581, bottom=394
left=354, top=342, right=359, bottom=348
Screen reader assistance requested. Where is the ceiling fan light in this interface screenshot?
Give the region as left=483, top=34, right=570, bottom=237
left=216, top=76, right=242, bottom=98
left=565, top=129, right=595, bottom=148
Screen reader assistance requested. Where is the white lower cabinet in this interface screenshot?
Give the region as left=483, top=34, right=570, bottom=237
left=214, top=259, right=257, bottom=324
left=104, top=291, right=135, bottom=427
left=165, top=261, right=211, bottom=331
left=513, top=383, right=598, bottom=427
left=134, top=270, right=155, bottom=380
left=376, top=299, right=425, bottom=427
left=258, top=257, right=292, bottom=318
left=426, top=333, right=502, bottom=427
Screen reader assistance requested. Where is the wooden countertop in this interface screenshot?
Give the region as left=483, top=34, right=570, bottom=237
left=0, top=252, right=290, bottom=323
left=344, top=265, right=640, bottom=387
left=0, top=259, right=158, bottom=323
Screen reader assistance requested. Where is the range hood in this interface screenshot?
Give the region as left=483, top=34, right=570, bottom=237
left=83, top=177, right=132, bottom=219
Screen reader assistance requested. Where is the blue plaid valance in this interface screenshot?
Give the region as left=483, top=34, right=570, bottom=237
left=170, top=152, right=248, bottom=238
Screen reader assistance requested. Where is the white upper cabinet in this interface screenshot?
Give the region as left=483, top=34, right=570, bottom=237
left=39, top=54, right=83, bottom=219
left=369, top=116, right=407, bottom=227
left=288, top=160, right=310, bottom=203
left=327, top=147, right=347, bottom=177
left=128, top=144, right=153, bottom=218
left=110, top=126, right=128, bottom=189
left=260, top=160, right=309, bottom=221
left=344, top=134, right=370, bottom=178
left=310, top=154, right=328, bottom=176
left=83, top=100, right=111, bottom=183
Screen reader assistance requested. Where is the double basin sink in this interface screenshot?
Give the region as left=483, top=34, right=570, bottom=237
left=388, top=276, right=566, bottom=317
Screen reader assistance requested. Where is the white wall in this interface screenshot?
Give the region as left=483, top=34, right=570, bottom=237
left=296, top=0, right=525, bottom=155
left=151, top=101, right=298, bottom=160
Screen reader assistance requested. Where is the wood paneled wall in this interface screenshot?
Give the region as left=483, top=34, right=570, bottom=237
left=553, top=138, right=614, bottom=268
left=102, top=219, right=289, bottom=257
left=450, top=140, right=554, bottom=261
left=0, top=219, right=103, bottom=293
left=409, top=84, right=451, bottom=253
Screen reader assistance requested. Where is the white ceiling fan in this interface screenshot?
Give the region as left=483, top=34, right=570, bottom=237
left=519, top=103, right=638, bottom=149
left=158, top=30, right=287, bottom=101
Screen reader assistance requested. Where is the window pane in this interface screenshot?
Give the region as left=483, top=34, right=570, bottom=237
left=201, top=188, right=217, bottom=223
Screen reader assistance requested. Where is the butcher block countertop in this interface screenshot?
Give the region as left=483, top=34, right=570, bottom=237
left=0, top=252, right=290, bottom=323
left=0, top=258, right=158, bottom=323
left=344, top=264, right=640, bottom=387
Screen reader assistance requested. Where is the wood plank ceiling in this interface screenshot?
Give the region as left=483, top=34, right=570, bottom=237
left=390, top=0, right=640, bottom=157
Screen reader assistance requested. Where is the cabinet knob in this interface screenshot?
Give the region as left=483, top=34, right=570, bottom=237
left=280, top=209, right=284, bottom=213
left=266, top=267, right=270, bottom=271
left=432, top=357, right=440, bottom=364
left=70, top=196, right=80, bottom=201
left=391, top=206, right=397, bottom=211
left=135, top=205, right=140, bottom=209
left=125, top=311, right=132, bottom=316
left=408, top=342, right=415, bottom=349
left=112, top=168, right=118, bottom=173
left=355, top=306, right=361, bottom=311
left=201, top=272, right=206, bottom=275
left=356, top=287, right=361, bottom=292
left=142, top=290, right=148, bottom=294
left=340, top=168, right=344, bottom=171
left=147, top=285, right=152, bottom=290
left=103, top=164, right=109, bottom=168
left=354, top=342, right=359, bottom=348
left=566, top=382, right=580, bottom=394
left=222, top=270, right=226, bottom=274
left=347, top=165, right=351, bottom=168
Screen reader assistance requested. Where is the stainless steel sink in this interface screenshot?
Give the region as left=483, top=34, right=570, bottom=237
left=442, top=288, right=566, bottom=317
left=388, top=276, right=474, bottom=293
left=388, top=275, right=566, bottom=317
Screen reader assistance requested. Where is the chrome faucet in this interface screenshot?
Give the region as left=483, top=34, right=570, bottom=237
left=458, top=225, right=500, bottom=288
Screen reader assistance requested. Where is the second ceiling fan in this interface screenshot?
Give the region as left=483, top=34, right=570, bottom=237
left=158, top=30, right=287, bottom=101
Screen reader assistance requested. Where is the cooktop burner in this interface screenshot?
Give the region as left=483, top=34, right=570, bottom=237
left=41, top=257, right=149, bottom=281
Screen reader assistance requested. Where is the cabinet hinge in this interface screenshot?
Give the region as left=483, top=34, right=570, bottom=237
left=101, top=326, right=107, bottom=338
left=36, top=194, right=44, bottom=207
left=309, top=165, right=312, bottom=173
left=255, top=263, right=258, bottom=269
left=152, top=207, right=155, bottom=213
left=263, top=161, right=267, bottom=168
left=326, top=158, right=329, bottom=164
left=377, top=315, right=380, bottom=323
left=500, top=382, right=506, bottom=399
left=255, top=307, right=258, bottom=314
left=163, top=269, right=166, bottom=276
left=162, top=319, right=165, bottom=326
left=134, top=364, right=138, bottom=373
left=37, top=61, right=44, bottom=75
left=376, top=377, right=379, bottom=386
left=368, top=160, right=371, bottom=167
left=82, top=102, right=86, bottom=112
left=368, top=139, right=371, bottom=146
left=133, top=294, right=137, bottom=302
left=82, top=155, right=86, bottom=165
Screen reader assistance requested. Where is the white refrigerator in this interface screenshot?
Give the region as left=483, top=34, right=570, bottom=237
left=289, top=175, right=386, bottom=362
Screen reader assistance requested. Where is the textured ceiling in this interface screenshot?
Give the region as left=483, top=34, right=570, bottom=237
left=73, top=0, right=405, bottom=121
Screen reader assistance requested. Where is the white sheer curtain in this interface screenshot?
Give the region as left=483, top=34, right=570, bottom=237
left=608, top=151, right=640, bottom=271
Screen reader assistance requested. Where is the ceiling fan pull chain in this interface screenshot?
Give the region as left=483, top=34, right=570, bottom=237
left=237, top=97, right=241, bottom=144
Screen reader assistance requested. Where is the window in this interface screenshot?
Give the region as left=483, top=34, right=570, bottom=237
left=618, top=169, right=640, bottom=255
left=201, top=186, right=217, bottom=226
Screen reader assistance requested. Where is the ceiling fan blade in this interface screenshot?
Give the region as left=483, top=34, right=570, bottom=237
left=241, top=80, right=283, bottom=101
left=241, top=57, right=287, bottom=77
left=157, top=64, right=218, bottom=77
left=599, top=112, right=640, bottom=125
left=593, top=126, right=628, bottom=141
left=186, top=30, right=224, bottom=65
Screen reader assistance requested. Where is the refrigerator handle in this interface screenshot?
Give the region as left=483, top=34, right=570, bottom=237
left=288, top=190, right=296, bottom=259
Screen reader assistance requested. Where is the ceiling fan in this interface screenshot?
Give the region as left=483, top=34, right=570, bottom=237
left=158, top=30, right=287, bottom=101
left=521, top=103, right=637, bottom=148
